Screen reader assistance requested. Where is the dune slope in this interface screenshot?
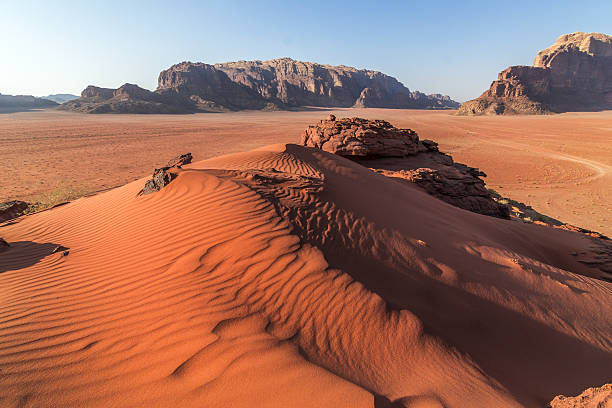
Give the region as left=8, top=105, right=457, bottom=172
left=1, top=144, right=611, bottom=407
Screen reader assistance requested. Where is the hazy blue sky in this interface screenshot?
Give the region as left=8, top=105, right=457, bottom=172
left=1, top=0, right=610, bottom=102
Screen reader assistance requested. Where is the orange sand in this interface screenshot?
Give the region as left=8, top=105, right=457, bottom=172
left=1, top=143, right=611, bottom=407
left=1, top=109, right=611, bottom=236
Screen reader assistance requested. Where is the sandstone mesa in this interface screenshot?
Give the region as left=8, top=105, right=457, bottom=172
left=459, top=32, right=612, bottom=115
left=60, top=58, right=459, bottom=113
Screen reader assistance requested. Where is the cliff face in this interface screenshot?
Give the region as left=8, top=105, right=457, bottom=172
left=211, top=58, right=458, bottom=109
left=459, top=32, right=612, bottom=115
left=61, top=58, right=459, bottom=113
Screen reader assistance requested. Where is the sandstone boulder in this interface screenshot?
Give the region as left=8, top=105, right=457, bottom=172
left=303, top=117, right=510, bottom=218
left=375, top=166, right=510, bottom=218
left=302, top=117, right=420, bottom=157
left=0, top=201, right=29, bottom=223
left=139, top=153, right=192, bottom=195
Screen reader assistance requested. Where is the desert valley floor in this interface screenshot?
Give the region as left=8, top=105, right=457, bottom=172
left=1, top=108, right=611, bottom=237
left=1, top=108, right=611, bottom=408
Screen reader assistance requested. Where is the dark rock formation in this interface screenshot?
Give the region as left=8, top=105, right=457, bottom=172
left=303, top=117, right=510, bottom=218
left=0, top=201, right=29, bottom=223
left=0, top=94, right=58, bottom=112
left=459, top=32, right=612, bottom=115
left=167, top=153, right=192, bottom=167
left=60, top=84, right=184, bottom=114
left=139, top=153, right=192, bottom=195
left=61, top=58, right=459, bottom=114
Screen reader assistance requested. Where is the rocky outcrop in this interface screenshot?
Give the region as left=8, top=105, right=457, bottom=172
left=302, top=115, right=420, bottom=157
left=549, top=383, right=611, bottom=408
left=302, top=117, right=510, bottom=218
left=139, top=153, right=192, bottom=195
left=61, top=58, right=459, bottom=113
left=459, top=32, right=612, bottom=115
left=60, top=84, right=184, bottom=114
left=0, top=201, right=29, bottom=223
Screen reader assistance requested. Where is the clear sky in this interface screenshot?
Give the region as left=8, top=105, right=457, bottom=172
left=1, top=0, right=610, bottom=102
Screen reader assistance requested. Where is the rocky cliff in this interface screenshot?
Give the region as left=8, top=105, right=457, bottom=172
left=61, top=58, right=459, bottom=113
left=459, top=32, right=612, bottom=115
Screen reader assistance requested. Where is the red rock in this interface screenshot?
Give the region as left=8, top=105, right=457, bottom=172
left=62, top=58, right=459, bottom=114
left=303, top=117, right=510, bottom=218
left=302, top=117, right=420, bottom=157
left=459, top=32, right=612, bottom=115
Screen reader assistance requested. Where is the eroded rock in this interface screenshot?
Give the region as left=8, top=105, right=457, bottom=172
left=0, top=201, right=29, bottom=223
left=303, top=117, right=510, bottom=218
left=302, top=117, right=420, bottom=157
left=62, top=58, right=459, bottom=114
left=139, top=153, right=192, bottom=195
left=459, top=32, right=612, bottom=115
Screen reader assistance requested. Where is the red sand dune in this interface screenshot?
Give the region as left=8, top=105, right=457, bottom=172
left=1, top=109, right=611, bottom=237
left=1, top=143, right=610, bottom=407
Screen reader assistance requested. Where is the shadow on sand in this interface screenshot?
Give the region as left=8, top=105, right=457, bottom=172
left=0, top=241, right=68, bottom=273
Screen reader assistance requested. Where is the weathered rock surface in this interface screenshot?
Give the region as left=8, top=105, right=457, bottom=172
left=549, top=383, right=611, bottom=408
left=459, top=32, right=612, bottom=115
left=0, top=201, right=29, bottom=223
left=139, top=153, right=192, bottom=195
left=61, top=58, right=459, bottom=113
left=303, top=117, right=510, bottom=218
left=302, top=117, right=420, bottom=157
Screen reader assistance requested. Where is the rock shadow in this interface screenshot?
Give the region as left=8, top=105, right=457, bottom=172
left=0, top=241, right=68, bottom=273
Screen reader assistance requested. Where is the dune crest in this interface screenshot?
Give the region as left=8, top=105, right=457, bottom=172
left=1, top=143, right=611, bottom=407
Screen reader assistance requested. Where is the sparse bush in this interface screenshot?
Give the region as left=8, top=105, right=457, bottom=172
left=23, top=182, right=90, bottom=214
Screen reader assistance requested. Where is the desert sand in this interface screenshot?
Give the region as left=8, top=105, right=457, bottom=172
left=1, top=109, right=611, bottom=236
left=1, top=138, right=611, bottom=407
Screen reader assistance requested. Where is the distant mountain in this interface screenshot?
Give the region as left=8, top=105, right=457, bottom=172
left=458, top=32, right=612, bottom=115
left=60, top=58, right=460, bottom=113
left=0, top=93, right=58, bottom=111
left=43, top=94, right=79, bottom=103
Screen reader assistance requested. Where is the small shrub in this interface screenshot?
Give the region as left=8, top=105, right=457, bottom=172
left=23, top=182, right=90, bottom=214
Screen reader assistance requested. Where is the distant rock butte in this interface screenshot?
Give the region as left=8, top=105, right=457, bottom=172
left=302, top=117, right=510, bottom=218
left=60, top=58, right=459, bottom=113
left=0, top=94, right=57, bottom=110
left=459, top=32, right=612, bottom=115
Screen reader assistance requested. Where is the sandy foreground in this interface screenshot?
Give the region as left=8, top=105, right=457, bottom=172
left=0, top=109, right=611, bottom=236
left=0, top=109, right=611, bottom=407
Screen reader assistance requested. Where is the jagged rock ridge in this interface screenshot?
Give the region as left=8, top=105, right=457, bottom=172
left=61, top=58, right=459, bottom=113
left=459, top=32, right=612, bottom=115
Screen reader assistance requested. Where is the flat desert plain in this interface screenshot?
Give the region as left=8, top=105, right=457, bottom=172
left=1, top=108, right=610, bottom=235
